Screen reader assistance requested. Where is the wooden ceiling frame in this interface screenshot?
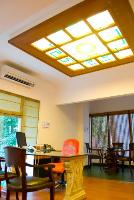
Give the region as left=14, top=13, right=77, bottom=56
left=9, top=0, right=134, bottom=77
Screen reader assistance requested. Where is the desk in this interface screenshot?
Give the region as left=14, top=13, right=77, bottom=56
left=27, top=151, right=87, bottom=200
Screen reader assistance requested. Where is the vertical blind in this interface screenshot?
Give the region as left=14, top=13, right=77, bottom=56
left=0, top=90, right=40, bottom=146
left=109, top=114, right=130, bottom=150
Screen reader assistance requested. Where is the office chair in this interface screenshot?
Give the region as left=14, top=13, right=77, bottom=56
left=16, top=132, right=27, bottom=148
left=4, top=146, right=55, bottom=200
left=50, top=139, right=79, bottom=186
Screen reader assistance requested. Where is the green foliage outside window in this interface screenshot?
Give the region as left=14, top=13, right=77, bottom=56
left=0, top=116, right=20, bottom=157
left=92, top=116, right=108, bottom=149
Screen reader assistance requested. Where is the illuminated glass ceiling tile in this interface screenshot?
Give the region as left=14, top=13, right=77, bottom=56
left=65, top=21, right=92, bottom=38
left=46, top=48, right=66, bottom=59
left=98, top=26, right=122, bottom=42
left=82, top=59, right=99, bottom=67
left=68, top=64, right=84, bottom=71
left=107, top=39, right=128, bottom=51
left=61, top=34, right=109, bottom=61
left=57, top=56, right=75, bottom=65
left=47, top=30, right=71, bottom=45
left=31, top=38, right=54, bottom=51
left=87, top=10, right=115, bottom=30
left=114, top=49, right=133, bottom=59
left=97, top=54, right=116, bottom=63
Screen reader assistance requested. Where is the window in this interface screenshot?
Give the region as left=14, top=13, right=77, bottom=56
left=91, top=116, right=108, bottom=149
left=90, top=111, right=133, bottom=150
left=0, top=90, right=40, bottom=149
left=0, top=116, right=21, bottom=157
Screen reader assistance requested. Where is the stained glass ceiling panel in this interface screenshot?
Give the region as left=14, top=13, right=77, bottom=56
left=8, top=0, right=134, bottom=76
left=87, top=10, right=115, bottom=31
left=98, top=26, right=122, bottom=42
left=114, top=49, right=133, bottom=59
left=57, top=57, right=75, bottom=65
left=47, top=30, right=72, bottom=45
left=68, top=64, right=84, bottom=71
left=31, top=38, right=54, bottom=51
left=61, top=34, right=109, bottom=61
left=97, top=54, right=116, bottom=63
left=107, top=39, right=128, bottom=51
left=82, top=59, right=99, bottom=67
left=65, top=21, right=92, bottom=38
left=46, top=48, right=66, bottom=59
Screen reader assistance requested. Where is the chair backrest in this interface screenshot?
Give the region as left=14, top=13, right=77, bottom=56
left=4, top=146, right=27, bottom=188
left=129, top=143, right=134, bottom=159
left=62, top=139, right=79, bottom=156
left=112, top=143, right=123, bottom=150
left=85, top=143, right=90, bottom=153
left=129, top=143, right=134, bottom=150
left=16, top=132, right=27, bottom=148
left=112, top=143, right=124, bottom=157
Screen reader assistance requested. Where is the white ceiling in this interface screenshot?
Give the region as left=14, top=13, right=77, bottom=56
left=0, top=0, right=134, bottom=87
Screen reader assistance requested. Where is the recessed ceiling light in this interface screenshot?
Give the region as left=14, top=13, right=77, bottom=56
left=31, top=38, right=54, bottom=51
left=98, top=26, right=122, bottom=42
left=87, top=10, right=115, bottom=31
left=97, top=54, right=116, bottom=63
left=46, top=48, right=66, bottom=59
left=65, top=21, right=92, bottom=38
left=47, top=30, right=72, bottom=45
left=61, top=34, right=109, bottom=61
left=68, top=64, right=84, bottom=71
left=9, top=0, right=134, bottom=76
left=114, top=49, right=133, bottom=59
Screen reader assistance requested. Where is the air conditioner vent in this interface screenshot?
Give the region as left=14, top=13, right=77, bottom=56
left=0, top=65, right=35, bottom=88
left=4, top=74, right=35, bottom=87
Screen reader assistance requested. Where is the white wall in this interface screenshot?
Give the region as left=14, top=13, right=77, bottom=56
left=0, top=78, right=78, bottom=150
left=90, top=95, right=134, bottom=114
left=57, top=62, right=134, bottom=105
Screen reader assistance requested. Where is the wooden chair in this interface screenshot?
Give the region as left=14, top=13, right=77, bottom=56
left=85, top=143, right=103, bottom=167
left=128, top=143, right=134, bottom=173
left=4, top=146, right=55, bottom=200
left=0, top=156, right=6, bottom=197
left=112, top=143, right=132, bottom=172
left=112, top=143, right=124, bottom=154
left=0, top=156, right=16, bottom=198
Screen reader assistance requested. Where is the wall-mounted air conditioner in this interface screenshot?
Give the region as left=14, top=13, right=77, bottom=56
left=0, top=65, right=35, bottom=87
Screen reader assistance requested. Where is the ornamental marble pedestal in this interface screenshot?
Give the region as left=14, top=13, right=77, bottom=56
left=63, top=155, right=86, bottom=200
left=27, top=151, right=87, bottom=199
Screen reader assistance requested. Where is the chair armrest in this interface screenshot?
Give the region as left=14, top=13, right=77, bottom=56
left=91, top=148, right=103, bottom=156
left=0, top=157, right=5, bottom=162
left=25, top=162, right=55, bottom=169
left=25, top=163, right=55, bottom=180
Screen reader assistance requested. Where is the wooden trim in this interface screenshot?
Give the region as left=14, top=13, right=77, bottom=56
left=128, top=112, right=133, bottom=143
left=90, top=117, right=93, bottom=148
left=0, top=111, right=22, bottom=117
left=107, top=115, right=110, bottom=148
left=89, top=109, right=134, bottom=117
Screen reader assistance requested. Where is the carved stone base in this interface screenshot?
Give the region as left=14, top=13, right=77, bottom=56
left=63, top=155, right=86, bottom=200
